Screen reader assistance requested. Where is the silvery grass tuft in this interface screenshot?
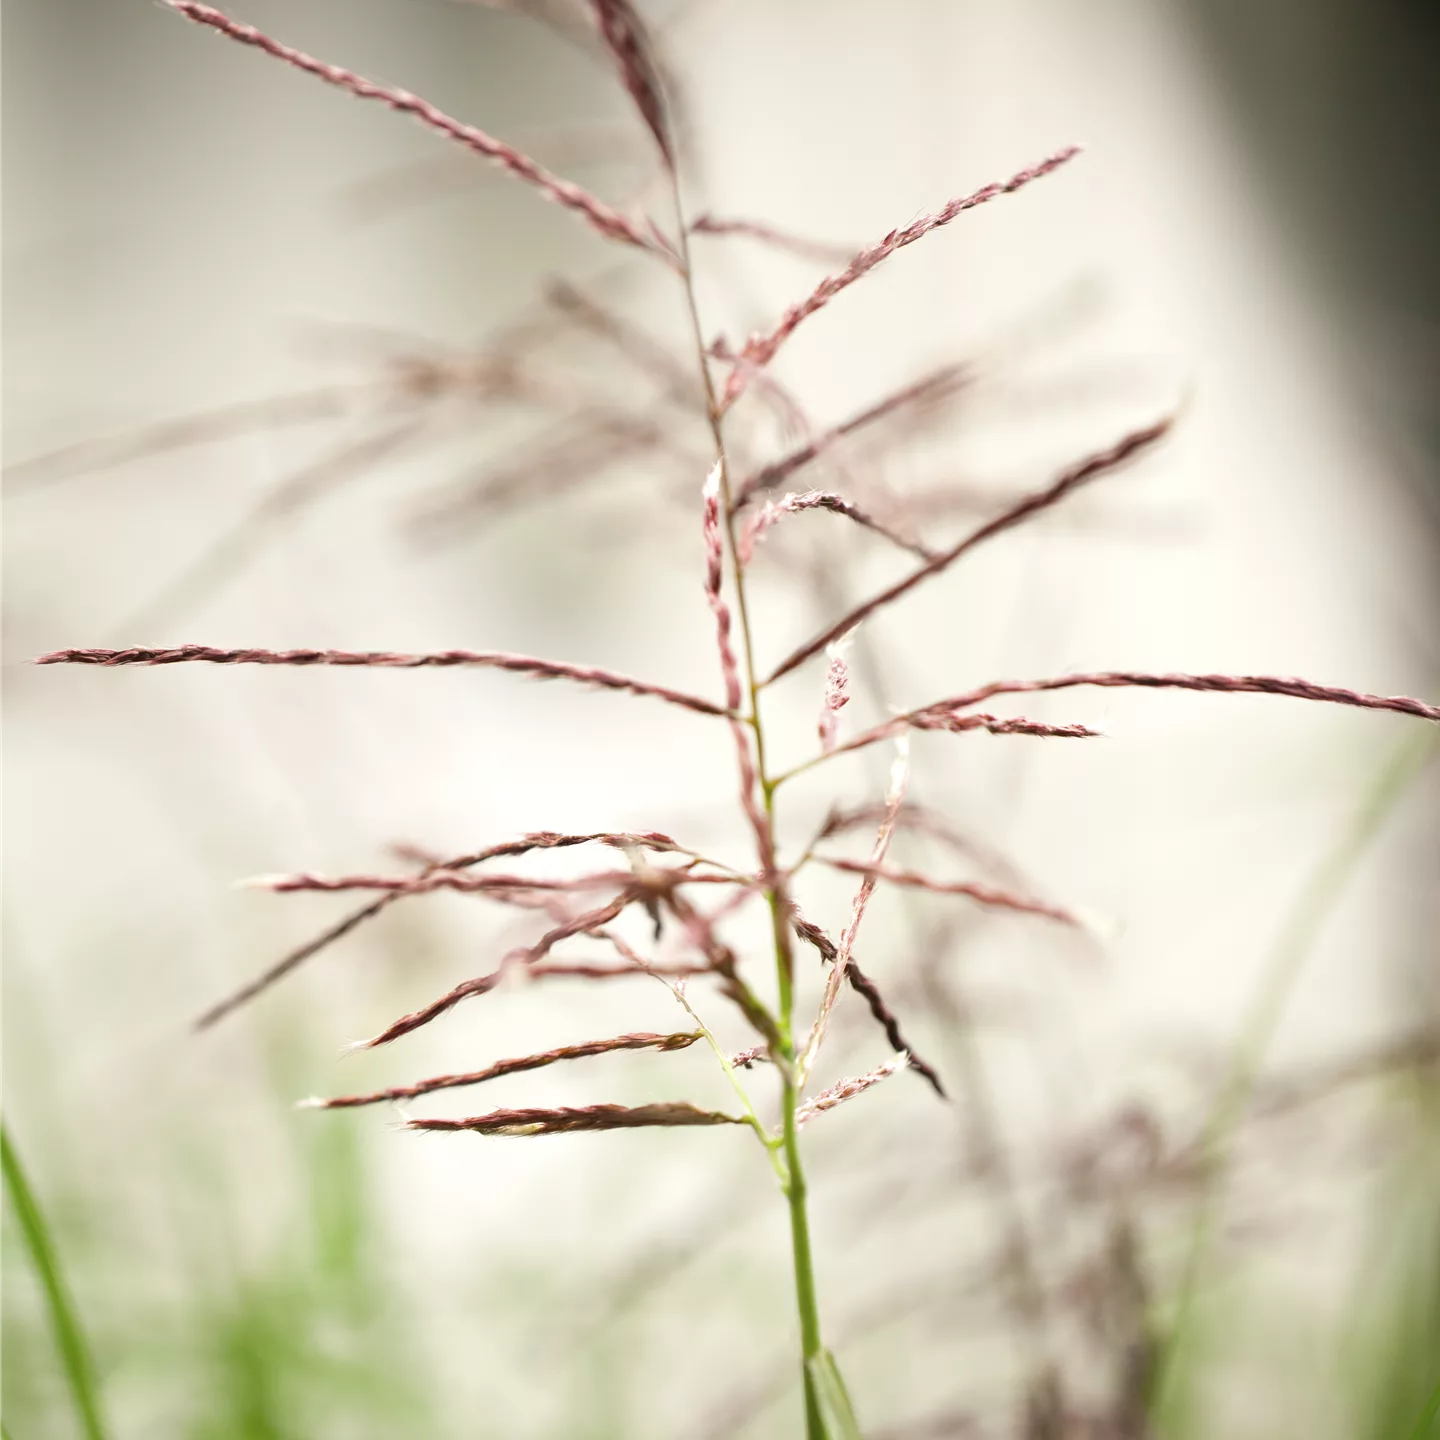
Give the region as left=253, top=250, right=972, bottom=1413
left=33, top=2, right=1440, bottom=1436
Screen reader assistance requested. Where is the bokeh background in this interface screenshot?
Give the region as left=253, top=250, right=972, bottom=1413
left=5, top=2, right=1438, bottom=1437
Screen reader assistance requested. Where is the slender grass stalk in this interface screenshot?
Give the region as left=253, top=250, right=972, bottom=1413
left=1151, top=724, right=1440, bottom=1427
left=1349, top=1145, right=1440, bottom=1440
left=1, top=1124, right=109, bottom=1440
left=669, top=171, right=834, bottom=1438
left=663, top=978, right=788, bottom=1180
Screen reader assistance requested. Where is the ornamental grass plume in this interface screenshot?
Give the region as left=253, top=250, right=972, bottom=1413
left=31, top=4, right=1440, bottom=1437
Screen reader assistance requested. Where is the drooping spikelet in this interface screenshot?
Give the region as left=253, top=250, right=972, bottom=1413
left=409, top=1102, right=746, bottom=1137
left=797, top=1053, right=909, bottom=1127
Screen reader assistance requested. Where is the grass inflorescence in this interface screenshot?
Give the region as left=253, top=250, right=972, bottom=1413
left=23, top=3, right=1440, bottom=1436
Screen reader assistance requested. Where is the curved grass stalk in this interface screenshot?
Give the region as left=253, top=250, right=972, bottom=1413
left=1, top=1125, right=109, bottom=1440
left=661, top=978, right=787, bottom=1184
left=669, top=172, right=837, bottom=1437
left=1150, top=723, right=1440, bottom=1428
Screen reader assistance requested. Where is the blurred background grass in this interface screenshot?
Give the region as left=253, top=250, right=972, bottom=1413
left=4, top=2, right=1438, bottom=1437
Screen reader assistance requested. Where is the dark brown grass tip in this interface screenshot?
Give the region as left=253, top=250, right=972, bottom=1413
left=303, top=1030, right=702, bottom=1109
left=790, top=907, right=947, bottom=1100
left=407, top=1102, right=745, bottom=1136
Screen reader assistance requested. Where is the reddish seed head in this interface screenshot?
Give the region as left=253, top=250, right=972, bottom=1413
left=740, top=491, right=931, bottom=566
left=819, top=632, right=855, bottom=754
left=797, top=1053, right=909, bottom=1127
left=32, top=21, right=1440, bottom=1401
left=766, top=412, right=1175, bottom=683
left=722, top=145, right=1082, bottom=407
left=36, top=645, right=733, bottom=718
left=165, top=2, right=672, bottom=259
left=587, top=0, right=675, bottom=170
left=408, top=1102, right=746, bottom=1137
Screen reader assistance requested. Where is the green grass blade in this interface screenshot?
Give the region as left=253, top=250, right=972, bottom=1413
left=1405, top=1376, right=1440, bottom=1440
left=806, top=1350, right=863, bottom=1440
left=1, top=1123, right=109, bottom=1440
left=1152, top=724, right=1440, bottom=1429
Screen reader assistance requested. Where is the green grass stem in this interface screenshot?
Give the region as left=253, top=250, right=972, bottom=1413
left=1152, top=725, right=1440, bottom=1427
left=2, top=1123, right=109, bottom=1440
